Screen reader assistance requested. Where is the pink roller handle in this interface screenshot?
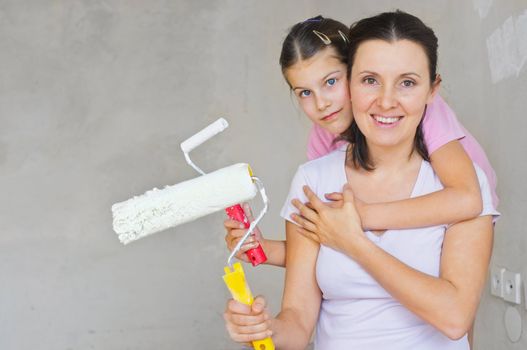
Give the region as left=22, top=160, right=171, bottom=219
left=225, top=204, right=267, bottom=266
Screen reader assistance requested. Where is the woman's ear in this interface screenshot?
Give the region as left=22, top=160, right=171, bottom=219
left=427, top=73, right=442, bottom=103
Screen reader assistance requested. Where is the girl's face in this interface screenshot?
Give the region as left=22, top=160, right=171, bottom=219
left=349, top=39, right=440, bottom=150
left=284, top=47, right=353, bottom=136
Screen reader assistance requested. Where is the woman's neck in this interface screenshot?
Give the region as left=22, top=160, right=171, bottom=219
left=362, top=139, right=421, bottom=173
left=344, top=138, right=424, bottom=206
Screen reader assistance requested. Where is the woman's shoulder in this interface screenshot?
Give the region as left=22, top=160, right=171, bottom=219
left=423, top=160, right=497, bottom=214
left=293, top=144, right=348, bottom=191
left=411, top=160, right=443, bottom=197
left=423, top=159, right=491, bottom=192
left=300, top=144, right=347, bottom=174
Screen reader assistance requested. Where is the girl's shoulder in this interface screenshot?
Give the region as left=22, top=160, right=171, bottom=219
left=307, top=124, right=345, bottom=160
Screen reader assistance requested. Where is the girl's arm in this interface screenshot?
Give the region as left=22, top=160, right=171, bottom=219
left=223, top=219, right=286, bottom=267
left=223, top=203, right=286, bottom=267
left=293, top=185, right=493, bottom=339
left=224, top=138, right=483, bottom=266
left=223, top=221, right=321, bottom=348
left=357, top=140, right=482, bottom=230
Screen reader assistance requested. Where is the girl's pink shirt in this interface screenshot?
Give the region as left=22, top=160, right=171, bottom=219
left=306, top=94, right=499, bottom=207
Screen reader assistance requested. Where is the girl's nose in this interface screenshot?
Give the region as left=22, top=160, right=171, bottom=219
left=316, top=94, right=331, bottom=111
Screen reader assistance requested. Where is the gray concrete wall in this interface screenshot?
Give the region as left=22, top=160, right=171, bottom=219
left=0, top=1, right=525, bottom=349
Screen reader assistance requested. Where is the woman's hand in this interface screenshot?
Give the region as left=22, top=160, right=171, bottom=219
left=223, top=296, right=273, bottom=345
left=224, top=203, right=265, bottom=263
left=290, top=184, right=365, bottom=254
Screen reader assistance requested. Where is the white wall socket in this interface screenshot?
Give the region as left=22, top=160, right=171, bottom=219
left=502, top=270, right=522, bottom=304
left=524, top=276, right=527, bottom=310
left=490, top=266, right=506, bottom=297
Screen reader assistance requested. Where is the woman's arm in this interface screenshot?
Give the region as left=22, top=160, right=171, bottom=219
left=349, top=216, right=493, bottom=339
left=270, top=221, right=321, bottom=348
left=357, top=140, right=483, bottom=230
left=293, top=185, right=493, bottom=339
left=223, top=221, right=321, bottom=348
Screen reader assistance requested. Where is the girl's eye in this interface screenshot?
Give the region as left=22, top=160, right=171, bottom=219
left=327, top=78, right=336, bottom=86
left=299, top=90, right=311, bottom=97
left=401, top=80, right=415, bottom=87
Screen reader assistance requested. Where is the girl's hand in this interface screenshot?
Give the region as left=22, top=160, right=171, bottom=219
left=290, top=184, right=364, bottom=254
left=323, top=192, right=344, bottom=208
left=224, top=203, right=265, bottom=263
left=223, top=296, right=273, bottom=345
left=325, top=191, right=368, bottom=228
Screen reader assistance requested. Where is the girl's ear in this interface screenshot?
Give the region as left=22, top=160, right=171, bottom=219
left=427, top=73, right=442, bottom=103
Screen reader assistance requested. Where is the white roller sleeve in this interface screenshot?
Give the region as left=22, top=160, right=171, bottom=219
left=112, top=163, right=257, bottom=244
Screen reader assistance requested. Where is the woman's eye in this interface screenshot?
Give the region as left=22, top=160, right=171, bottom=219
left=401, top=80, right=415, bottom=87
left=327, top=78, right=336, bottom=86
left=363, top=77, right=377, bottom=85
left=300, top=90, right=311, bottom=97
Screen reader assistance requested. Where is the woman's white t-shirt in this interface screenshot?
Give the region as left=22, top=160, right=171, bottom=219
left=280, top=146, right=499, bottom=350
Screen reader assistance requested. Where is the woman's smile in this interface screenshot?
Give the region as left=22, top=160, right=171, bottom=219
left=370, top=114, right=404, bottom=128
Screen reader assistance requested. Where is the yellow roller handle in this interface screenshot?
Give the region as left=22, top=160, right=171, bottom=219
left=223, top=262, right=275, bottom=350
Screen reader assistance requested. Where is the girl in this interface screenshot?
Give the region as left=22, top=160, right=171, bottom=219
left=224, top=11, right=498, bottom=349
left=225, top=15, right=497, bottom=268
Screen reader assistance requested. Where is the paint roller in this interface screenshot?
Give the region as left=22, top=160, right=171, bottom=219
left=180, top=118, right=268, bottom=266
left=181, top=118, right=274, bottom=349
left=111, top=118, right=269, bottom=262
left=111, top=162, right=258, bottom=244
left=111, top=118, right=274, bottom=349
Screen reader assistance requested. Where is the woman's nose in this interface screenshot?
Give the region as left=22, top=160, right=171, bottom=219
left=377, top=86, right=397, bottom=110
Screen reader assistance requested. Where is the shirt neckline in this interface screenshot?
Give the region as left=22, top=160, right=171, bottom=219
left=336, top=145, right=427, bottom=242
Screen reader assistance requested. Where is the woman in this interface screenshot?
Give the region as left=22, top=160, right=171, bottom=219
left=224, top=11, right=498, bottom=349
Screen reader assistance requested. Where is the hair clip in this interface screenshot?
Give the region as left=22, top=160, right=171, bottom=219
left=304, top=16, right=324, bottom=23
left=338, top=30, right=349, bottom=44
left=313, top=30, right=331, bottom=45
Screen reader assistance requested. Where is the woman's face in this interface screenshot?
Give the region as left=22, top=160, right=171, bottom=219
left=349, top=39, right=439, bottom=149
left=284, top=47, right=353, bottom=136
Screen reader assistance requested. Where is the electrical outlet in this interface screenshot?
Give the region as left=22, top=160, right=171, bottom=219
left=502, top=270, right=522, bottom=304
left=524, top=276, right=527, bottom=310
left=490, top=266, right=505, bottom=297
